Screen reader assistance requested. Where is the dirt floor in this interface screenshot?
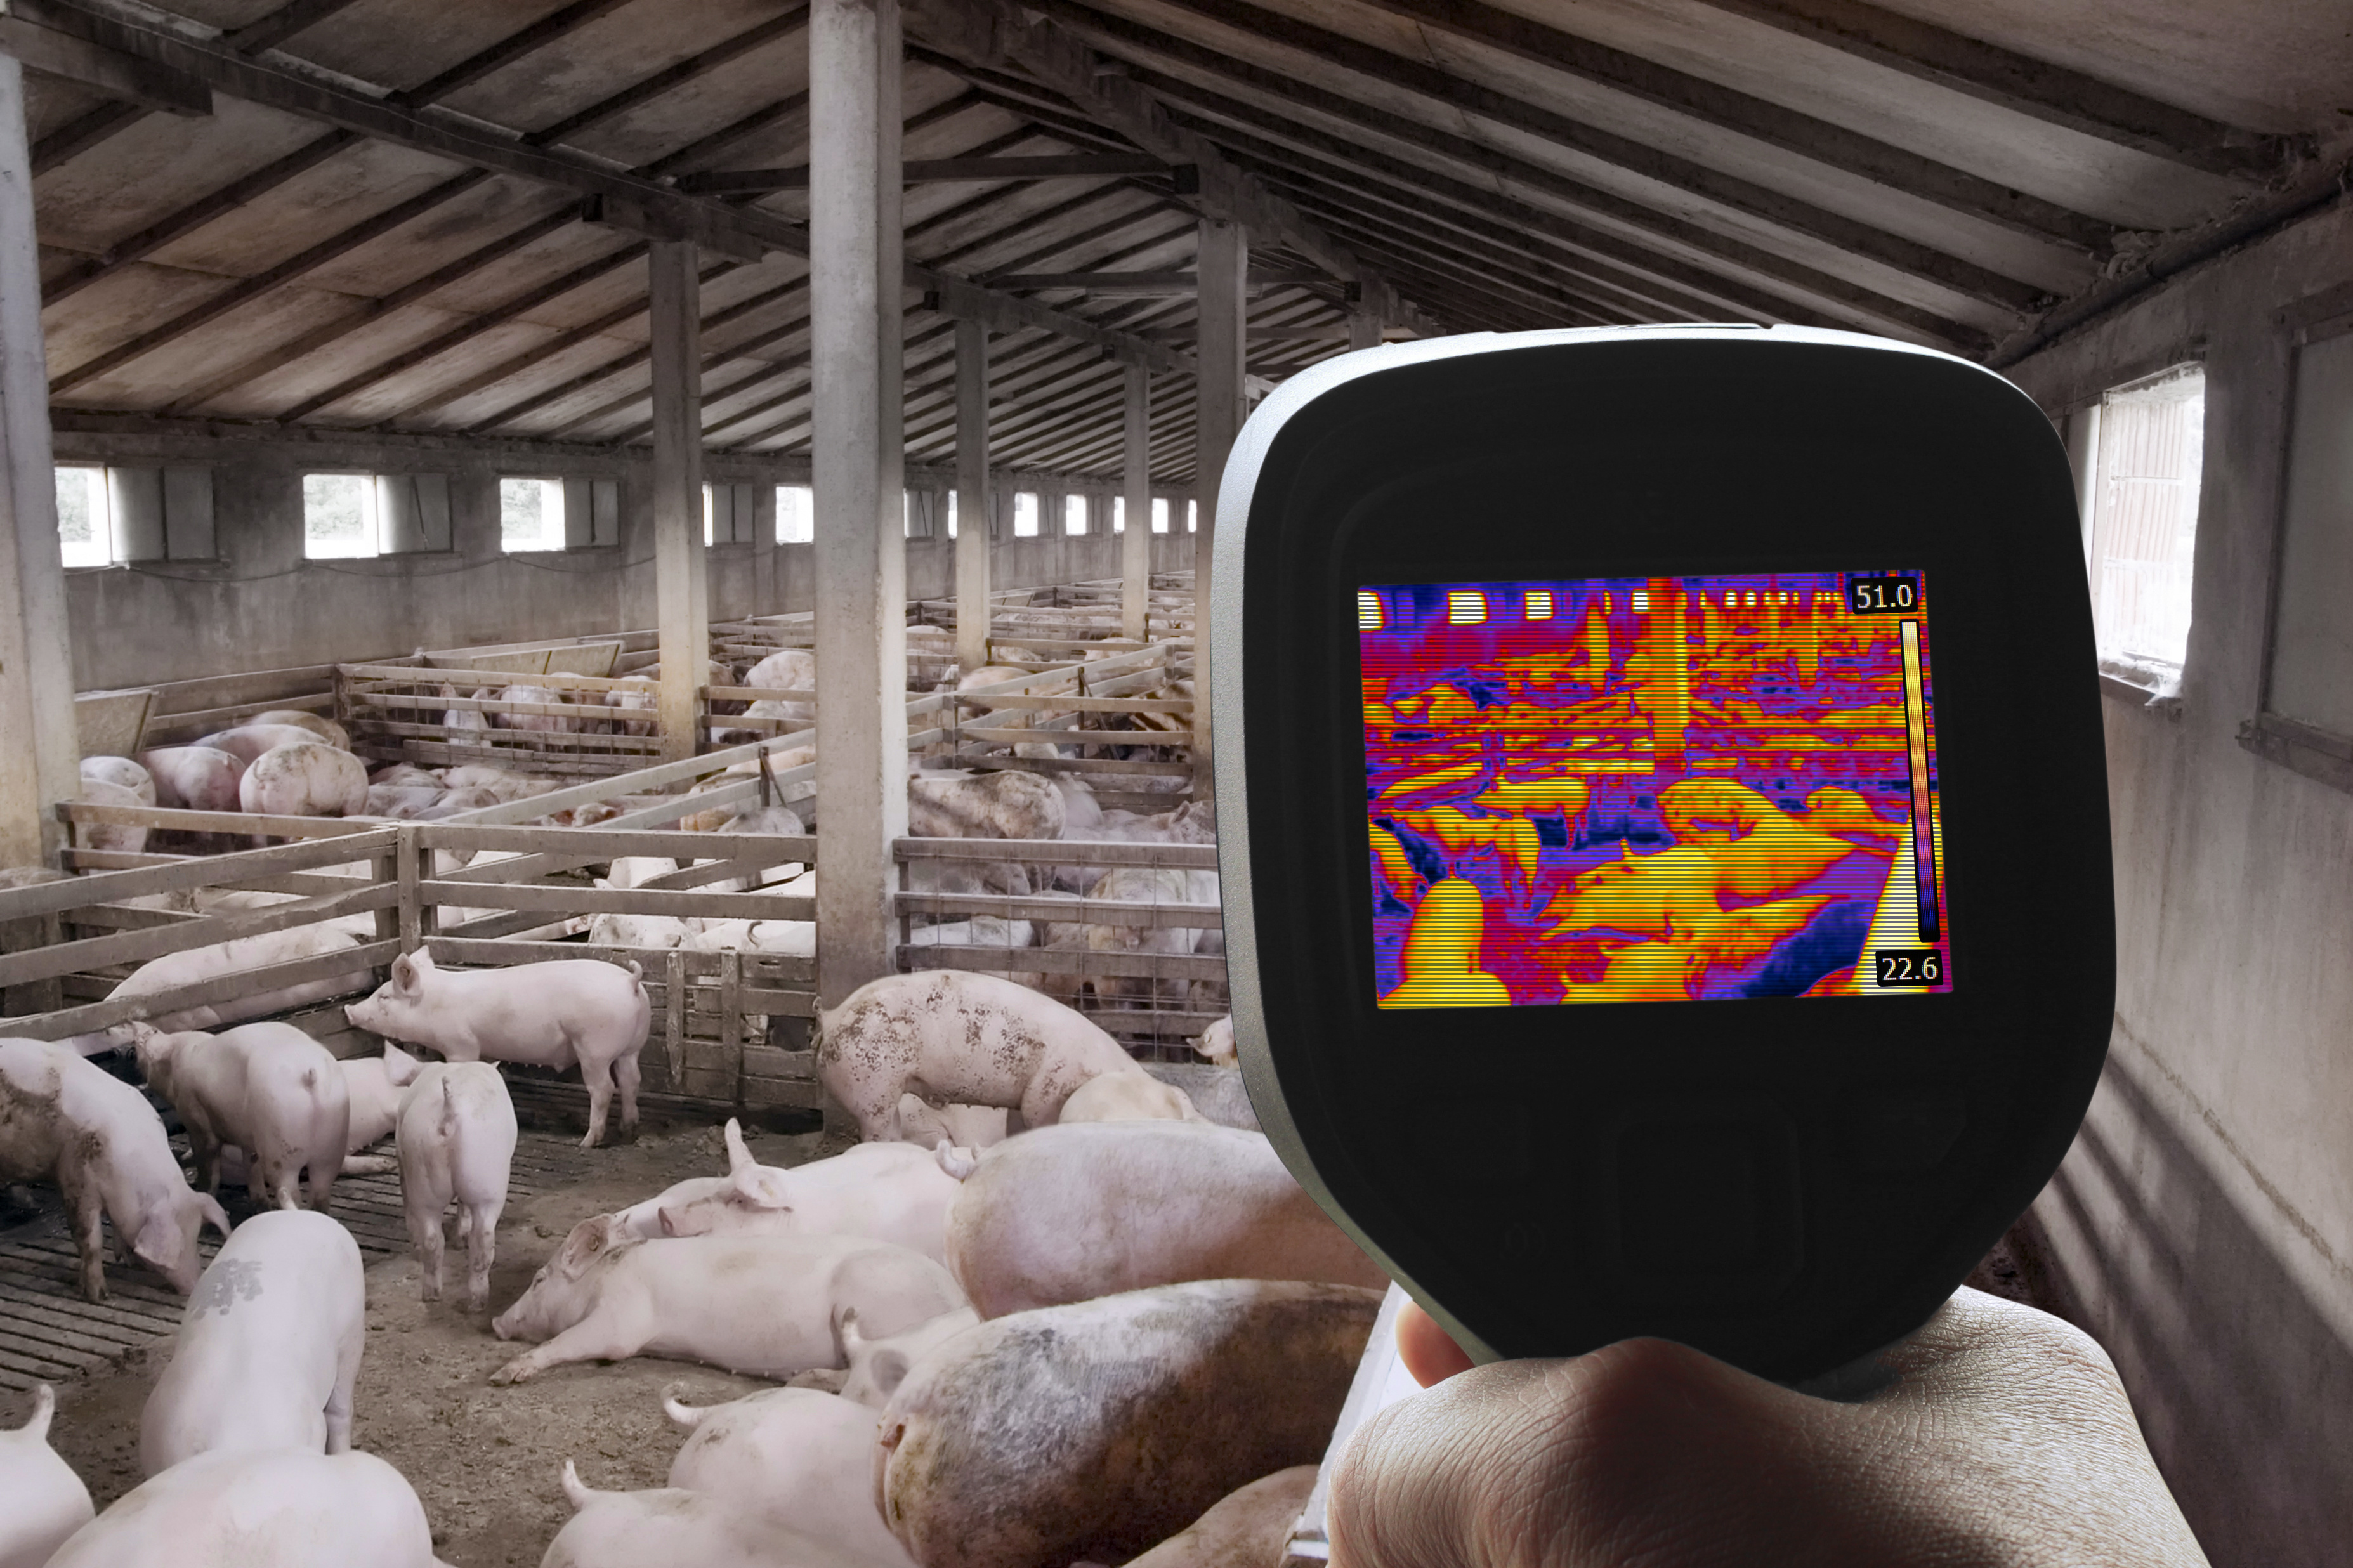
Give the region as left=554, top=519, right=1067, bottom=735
left=34, top=1119, right=842, bottom=1568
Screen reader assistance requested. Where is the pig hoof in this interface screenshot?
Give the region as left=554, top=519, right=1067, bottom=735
left=489, top=1359, right=532, bottom=1386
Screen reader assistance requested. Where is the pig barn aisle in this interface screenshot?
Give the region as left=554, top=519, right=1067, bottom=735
left=3, top=1121, right=815, bottom=1567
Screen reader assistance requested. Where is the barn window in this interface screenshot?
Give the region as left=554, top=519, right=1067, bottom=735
left=2243, top=314, right=2353, bottom=794
left=501, top=477, right=564, bottom=552
left=2088, top=363, right=2205, bottom=686
left=1524, top=589, right=1554, bottom=620
left=1358, top=591, right=1386, bottom=632
left=1065, top=495, right=1090, bottom=536
left=943, top=490, right=957, bottom=539
left=1447, top=589, right=1487, bottom=625
left=777, top=484, right=812, bottom=543
left=56, top=466, right=111, bottom=566
left=303, top=473, right=381, bottom=559
left=1111, top=497, right=1125, bottom=534
left=60, top=466, right=219, bottom=563
left=1151, top=498, right=1170, bottom=534
left=1631, top=589, right=1651, bottom=613
left=1186, top=500, right=1198, bottom=533
left=1013, top=492, right=1040, bottom=537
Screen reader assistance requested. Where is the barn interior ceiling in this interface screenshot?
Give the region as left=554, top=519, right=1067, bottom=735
left=12, top=0, right=2352, bottom=485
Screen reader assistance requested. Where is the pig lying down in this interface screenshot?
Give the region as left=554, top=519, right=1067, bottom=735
left=140, top=1208, right=365, bottom=1477
left=662, top=1387, right=917, bottom=1565
left=129, top=1021, right=350, bottom=1213
left=0, top=1037, right=229, bottom=1302
left=346, top=950, right=649, bottom=1148
left=1, top=1385, right=95, bottom=1568
left=653, top=1119, right=962, bottom=1264
left=488, top=1230, right=966, bottom=1385
left=544, top=1464, right=876, bottom=1568
left=877, top=1280, right=1382, bottom=1568
left=397, top=1061, right=518, bottom=1310
left=43, top=1449, right=443, bottom=1568
left=815, top=971, right=1149, bottom=1140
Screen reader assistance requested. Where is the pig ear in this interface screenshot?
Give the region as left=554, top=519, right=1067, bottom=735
left=197, top=1192, right=232, bottom=1239
left=391, top=954, right=419, bottom=994
left=131, top=1212, right=187, bottom=1272
left=728, top=1166, right=792, bottom=1212
left=723, top=1118, right=754, bottom=1175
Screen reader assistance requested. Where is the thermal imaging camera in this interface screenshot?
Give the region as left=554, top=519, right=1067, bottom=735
left=1209, top=326, right=2114, bottom=1383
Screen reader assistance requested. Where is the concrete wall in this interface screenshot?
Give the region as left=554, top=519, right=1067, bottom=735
left=51, top=423, right=1195, bottom=691
left=2003, top=200, right=2353, bottom=1563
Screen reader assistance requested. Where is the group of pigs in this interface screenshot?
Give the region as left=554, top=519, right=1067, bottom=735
left=0, top=951, right=1381, bottom=1568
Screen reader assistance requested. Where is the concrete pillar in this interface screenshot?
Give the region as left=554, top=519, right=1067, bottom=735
left=1349, top=304, right=1383, bottom=352
left=811, top=0, right=906, bottom=1010
left=1647, top=577, right=1687, bottom=773
left=1121, top=363, right=1151, bottom=642
left=649, top=240, right=708, bottom=764
left=954, top=318, right=989, bottom=675
left=1193, top=218, right=1247, bottom=790
left=0, top=58, right=86, bottom=868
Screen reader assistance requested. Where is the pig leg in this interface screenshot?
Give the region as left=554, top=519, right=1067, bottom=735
left=186, top=1123, right=223, bottom=1196
left=325, top=1329, right=360, bottom=1454
left=578, top=1056, right=614, bottom=1150
left=406, top=1195, right=447, bottom=1303
left=488, top=1305, right=648, bottom=1385
left=612, top=1050, right=641, bottom=1144
left=463, top=1196, right=503, bottom=1312
left=58, top=1160, right=108, bottom=1303
left=306, top=1152, right=336, bottom=1215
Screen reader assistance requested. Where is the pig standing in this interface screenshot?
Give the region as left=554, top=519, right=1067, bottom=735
left=136, top=745, right=244, bottom=813
left=341, top=1044, right=422, bottom=1166
left=945, top=1122, right=1389, bottom=1318
left=396, top=1061, right=517, bottom=1309
left=661, top=1387, right=915, bottom=1565
left=346, top=950, right=649, bottom=1149
left=191, top=724, right=332, bottom=768
left=130, top=1021, right=350, bottom=1212
left=877, top=1281, right=1381, bottom=1568
left=1, top=1385, right=95, bottom=1568
left=544, top=1463, right=867, bottom=1568
left=815, top=972, right=1143, bottom=1140
left=488, top=1231, right=966, bottom=1385
left=239, top=742, right=369, bottom=818
left=139, top=1209, right=365, bottom=1476
left=44, top=1449, right=440, bottom=1568
left=0, top=1037, right=230, bottom=1302
left=653, top=1120, right=961, bottom=1264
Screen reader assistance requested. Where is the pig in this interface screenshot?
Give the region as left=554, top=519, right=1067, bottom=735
left=249, top=710, right=352, bottom=749
left=1193, top=1015, right=1236, bottom=1067
left=908, top=769, right=1065, bottom=842
left=1121, top=1468, right=1320, bottom=1568
left=944, top=1122, right=1389, bottom=1318
left=93, top=925, right=374, bottom=1039
left=1056, top=1070, right=1204, bottom=1124
left=191, top=724, right=331, bottom=768
left=136, top=745, right=244, bottom=813
left=397, top=1061, right=517, bottom=1310
left=129, top=1021, right=350, bottom=1212
left=0, top=1385, right=95, bottom=1568
left=44, top=1448, right=440, bottom=1568
left=365, top=783, right=443, bottom=818
left=1142, top=1064, right=1257, bottom=1132
left=836, top=1306, right=980, bottom=1409
left=594, top=856, right=678, bottom=891
left=654, top=1120, right=962, bottom=1264
left=491, top=683, right=580, bottom=733
left=660, top=1387, right=915, bottom=1565
left=0, top=1037, right=231, bottom=1302
left=239, top=741, right=370, bottom=818
left=893, top=1097, right=1009, bottom=1153
left=876, top=1281, right=1382, bottom=1568
left=487, top=1231, right=966, bottom=1385
left=370, top=762, right=442, bottom=789
left=815, top=971, right=1143, bottom=1140
left=139, top=1208, right=365, bottom=1476
left=342, top=1045, right=421, bottom=1156
left=80, top=755, right=155, bottom=804
left=743, top=648, right=818, bottom=719
left=604, top=681, right=657, bottom=737
left=586, top=911, right=697, bottom=950
left=543, top=1465, right=858, bottom=1568
left=72, top=779, right=151, bottom=855
left=344, top=949, right=649, bottom=1148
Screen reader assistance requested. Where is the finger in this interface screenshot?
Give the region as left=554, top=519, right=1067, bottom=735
left=1396, top=1299, right=1474, bottom=1387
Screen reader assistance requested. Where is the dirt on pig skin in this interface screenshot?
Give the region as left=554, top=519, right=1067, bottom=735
left=41, top=1124, right=831, bottom=1568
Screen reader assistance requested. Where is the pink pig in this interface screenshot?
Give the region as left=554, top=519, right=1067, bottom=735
left=345, top=951, right=648, bottom=1148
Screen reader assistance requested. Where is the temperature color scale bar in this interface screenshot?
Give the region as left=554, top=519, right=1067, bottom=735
left=1897, top=618, right=1940, bottom=943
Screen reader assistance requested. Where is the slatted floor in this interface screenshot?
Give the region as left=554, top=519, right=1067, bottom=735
left=0, top=1132, right=600, bottom=1394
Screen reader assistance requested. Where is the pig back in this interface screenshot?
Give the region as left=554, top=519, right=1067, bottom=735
left=944, top=1123, right=1389, bottom=1317
left=877, top=1280, right=1380, bottom=1568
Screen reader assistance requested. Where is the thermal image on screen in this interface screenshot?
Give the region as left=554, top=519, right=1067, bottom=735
left=1361, top=573, right=1950, bottom=1007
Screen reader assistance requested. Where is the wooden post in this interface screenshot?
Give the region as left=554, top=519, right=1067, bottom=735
left=1193, top=217, right=1247, bottom=794
left=650, top=240, right=708, bottom=764
left=0, top=59, right=82, bottom=871
left=811, top=0, right=908, bottom=1016
left=1121, top=363, right=1152, bottom=643
left=1647, top=577, right=1687, bottom=773
left=954, top=317, right=990, bottom=677
left=663, top=946, right=688, bottom=1089
left=1348, top=304, right=1383, bottom=351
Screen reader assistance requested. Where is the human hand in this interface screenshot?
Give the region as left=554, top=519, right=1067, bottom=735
left=1332, top=1288, right=2207, bottom=1568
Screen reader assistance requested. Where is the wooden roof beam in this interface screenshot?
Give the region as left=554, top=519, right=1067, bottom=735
left=900, top=0, right=1448, bottom=337
left=388, top=0, right=638, bottom=108
left=0, top=11, right=208, bottom=114
left=679, top=154, right=1179, bottom=192
left=224, top=0, right=367, bottom=56
left=525, top=7, right=810, bottom=150
left=1679, top=0, right=2300, bottom=180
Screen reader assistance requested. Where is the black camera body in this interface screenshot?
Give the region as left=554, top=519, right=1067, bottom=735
left=1209, top=327, right=2113, bottom=1382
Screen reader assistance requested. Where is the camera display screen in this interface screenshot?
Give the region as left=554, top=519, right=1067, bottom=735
left=1360, top=573, right=1950, bottom=1007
